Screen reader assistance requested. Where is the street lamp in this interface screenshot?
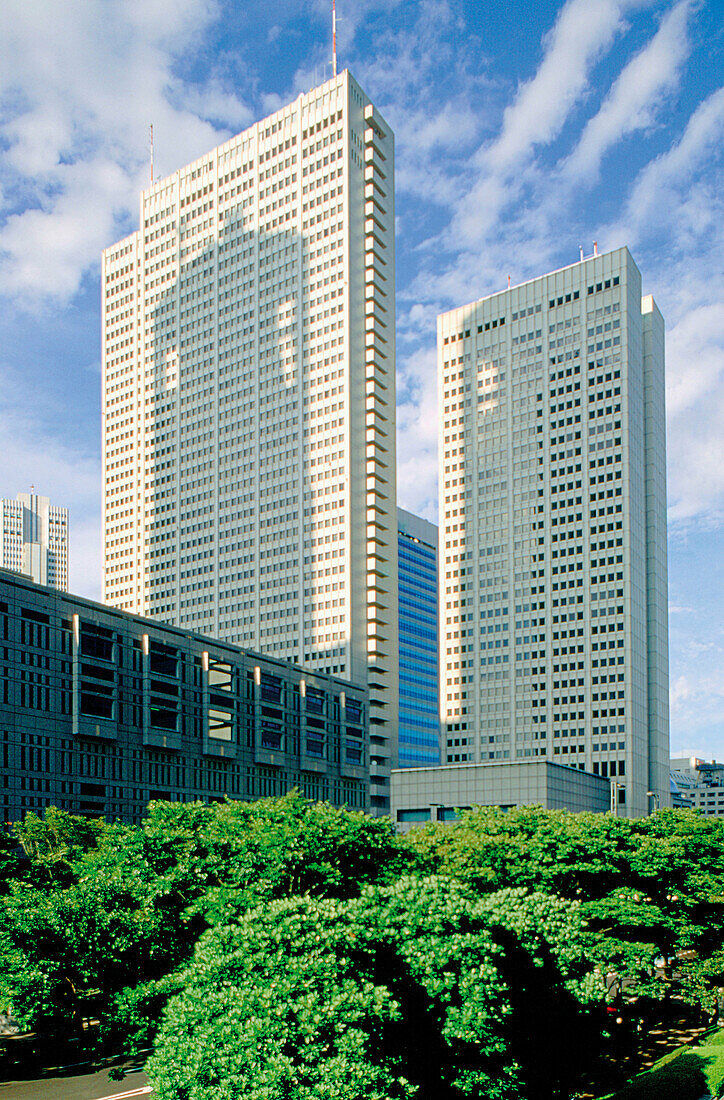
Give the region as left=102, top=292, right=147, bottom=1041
left=610, top=780, right=624, bottom=816
left=646, top=790, right=660, bottom=814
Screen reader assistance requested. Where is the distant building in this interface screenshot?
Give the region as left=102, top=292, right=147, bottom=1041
left=437, top=246, right=669, bottom=817
left=391, top=760, right=611, bottom=832
left=397, top=508, right=439, bottom=767
left=0, top=568, right=368, bottom=824
left=1, top=492, right=68, bottom=590
left=671, top=755, right=724, bottom=815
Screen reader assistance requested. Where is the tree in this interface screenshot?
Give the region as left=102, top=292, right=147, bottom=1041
left=407, top=806, right=724, bottom=1012
left=147, top=878, right=601, bottom=1100
left=0, top=793, right=408, bottom=1047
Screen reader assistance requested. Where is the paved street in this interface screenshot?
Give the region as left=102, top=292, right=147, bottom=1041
left=0, top=1064, right=149, bottom=1100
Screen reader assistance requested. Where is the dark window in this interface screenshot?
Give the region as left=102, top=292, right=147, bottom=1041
left=80, top=689, right=113, bottom=719
left=150, top=704, right=177, bottom=731
left=346, top=698, right=363, bottom=724
left=260, top=674, right=282, bottom=704
left=306, top=687, right=325, bottom=715
left=150, top=642, right=178, bottom=677
left=81, top=623, right=114, bottom=661
left=345, top=739, right=363, bottom=764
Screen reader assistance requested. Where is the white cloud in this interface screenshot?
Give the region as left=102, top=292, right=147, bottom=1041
left=0, top=0, right=250, bottom=306
left=670, top=666, right=724, bottom=742
left=396, top=345, right=439, bottom=522
left=562, top=0, right=694, bottom=184
left=613, top=87, right=724, bottom=529
left=454, top=0, right=641, bottom=246
left=619, top=84, right=724, bottom=242
left=489, top=0, right=633, bottom=172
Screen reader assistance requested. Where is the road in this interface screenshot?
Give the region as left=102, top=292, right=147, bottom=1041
left=0, top=1064, right=149, bottom=1099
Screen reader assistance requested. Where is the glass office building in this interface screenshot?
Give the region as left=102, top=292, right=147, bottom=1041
left=397, top=509, right=440, bottom=766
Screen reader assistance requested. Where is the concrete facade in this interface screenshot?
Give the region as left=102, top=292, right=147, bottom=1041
left=437, top=247, right=669, bottom=817
left=0, top=569, right=368, bottom=824
left=391, top=760, right=611, bottom=831
left=102, top=71, right=398, bottom=813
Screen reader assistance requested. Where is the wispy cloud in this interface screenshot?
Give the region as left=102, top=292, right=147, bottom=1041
left=396, top=345, right=438, bottom=521
left=617, top=84, right=724, bottom=243
left=670, top=665, right=724, bottom=740
left=562, top=0, right=695, bottom=185
left=454, top=0, right=640, bottom=247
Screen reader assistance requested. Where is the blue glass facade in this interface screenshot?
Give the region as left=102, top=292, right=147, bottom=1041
left=397, top=509, right=440, bottom=766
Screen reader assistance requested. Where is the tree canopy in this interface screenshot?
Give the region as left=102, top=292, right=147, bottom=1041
left=1, top=797, right=724, bottom=1097
left=147, top=878, right=599, bottom=1100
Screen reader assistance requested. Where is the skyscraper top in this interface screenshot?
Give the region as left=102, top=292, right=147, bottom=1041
left=129, top=71, right=384, bottom=206
left=441, top=245, right=641, bottom=313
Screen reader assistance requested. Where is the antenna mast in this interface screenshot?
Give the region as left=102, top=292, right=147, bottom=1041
left=150, top=124, right=154, bottom=185
left=332, top=0, right=337, bottom=76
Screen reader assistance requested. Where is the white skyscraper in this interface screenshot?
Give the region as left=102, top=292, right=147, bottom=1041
left=102, top=71, right=398, bottom=811
left=0, top=492, right=68, bottom=590
left=438, top=247, right=669, bottom=817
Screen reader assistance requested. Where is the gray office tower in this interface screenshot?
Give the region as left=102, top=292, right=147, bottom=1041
left=397, top=508, right=440, bottom=766
left=438, top=247, right=669, bottom=817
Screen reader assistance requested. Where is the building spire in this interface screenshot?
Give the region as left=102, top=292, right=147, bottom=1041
left=332, top=0, right=337, bottom=77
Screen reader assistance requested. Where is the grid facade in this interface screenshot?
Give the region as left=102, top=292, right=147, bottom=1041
left=0, top=493, right=68, bottom=591
left=397, top=508, right=440, bottom=766
left=102, top=71, right=398, bottom=812
left=0, top=569, right=368, bottom=824
left=438, top=247, right=669, bottom=817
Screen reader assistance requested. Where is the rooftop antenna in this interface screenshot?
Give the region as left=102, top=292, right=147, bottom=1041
left=579, top=245, right=584, bottom=261
left=332, top=0, right=337, bottom=77
left=149, top=124, right=154, bottom=185
left=593, top=240, right=598, bottom=256
left=507, top=274, right=511, bottom=288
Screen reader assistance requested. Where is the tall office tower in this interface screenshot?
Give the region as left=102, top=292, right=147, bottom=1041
left=102, top=71, right=398, bottom=811
left=397, top=508, right=440, bottom=766
left=0, top=492, right=68, bottom=590
left=438, top=247, right=669, bottom=817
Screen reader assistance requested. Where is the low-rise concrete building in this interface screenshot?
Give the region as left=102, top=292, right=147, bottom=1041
left=391, top=760, right=611, bottom=831
left=671, top=756, right=724, bottom=815
left=0, top=569, right=368, bottom=824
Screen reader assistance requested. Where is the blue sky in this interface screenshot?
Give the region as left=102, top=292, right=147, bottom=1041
left=0, top=0, right=722, bottom=756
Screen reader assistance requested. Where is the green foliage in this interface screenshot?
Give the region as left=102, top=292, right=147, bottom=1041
left=0, top=793, right=406, bottom=1046
left=0, top=827, right=22, bottom=894
left=148, top=878, right=600, bottom=1100
left=101, top=974, right=184, bottom=1055
left=14, top=807, right=105, bottom=881
left=3, top=796, right=724, bottom=1096
left=408, top=806, right=724, bottom=1006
